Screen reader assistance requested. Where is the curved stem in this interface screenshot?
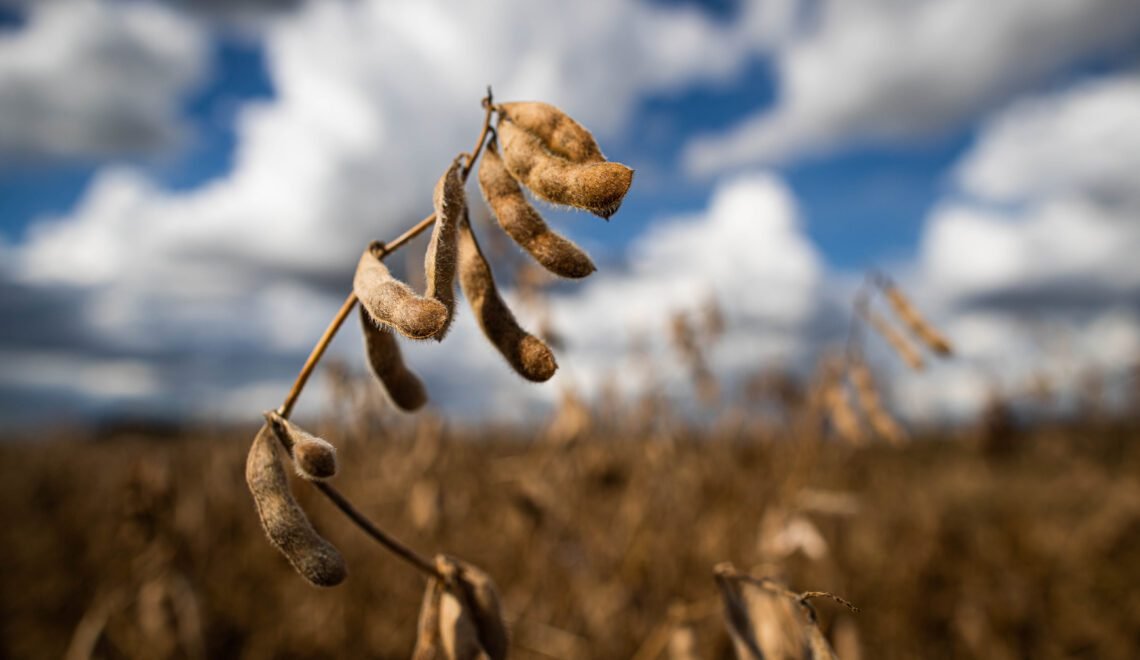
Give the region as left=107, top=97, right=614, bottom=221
left=269, top=88, right=496, bottom=583
left=278, top=292, right=358, bottom=419
left=315, top=482, right=440, bottom=579
left=277, top=87, right=494, bottom=420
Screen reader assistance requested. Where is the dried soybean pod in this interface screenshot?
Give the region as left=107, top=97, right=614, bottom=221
left=848, top=359, right=908, bottom=445
left=424, top=159, right=465, bottom=340
left=415, top=555, right=508, bottom=660
left=412, top=577, right=446, bottom=660
left=457, top=214, right=557, bottom=382
left=497, top=117, right=633, bottom=220
left=864, top=308, right=925, bottom=371
left=359, top=308, right=428, bottom=411
left=245, top=423, right=346, bottom=587
left=265, top=411, right=338, bottom=481
left=824, top=376, right=866, bottom=446
left=354, top=245, right=449, bottom=340
left=880, top=281, right=953, bottom=356
left=444, top=556, right=509, bottom=660
left=478, top=139, right=595, bottom=279
left=497, top=101, right=604, bottom=163
left=713, top=563, right=769, bottom=660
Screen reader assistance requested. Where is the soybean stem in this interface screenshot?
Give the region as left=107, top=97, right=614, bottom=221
left=277, top=292, right=358, bottom=419
left=277, top=86, right=494, bottom=419
left=271, top=88, right=496, bottom=582
left=315, top=482, right=441, bottom=579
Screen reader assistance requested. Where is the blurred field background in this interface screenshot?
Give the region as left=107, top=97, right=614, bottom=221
left=3, top=363, right=1138, bottom=659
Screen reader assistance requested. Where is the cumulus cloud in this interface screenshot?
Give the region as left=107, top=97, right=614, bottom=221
left=6, top=0, right=1140, bottom=427
left=541, top=172, right=829, bottom=405
left=890, top=71, right=1140, bottom=420
left=0, top=0, right=208, bottom=159
left=920, top=72, right=1140, bottom=309
left=684, top=0, right=1140, bottom=173
left=0, top=0, right=791, bottom=421
left=954, top=75, right=1140, bottom=206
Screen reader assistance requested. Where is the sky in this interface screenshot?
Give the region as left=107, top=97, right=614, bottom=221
left=2, top=0, right=1140, bottom=427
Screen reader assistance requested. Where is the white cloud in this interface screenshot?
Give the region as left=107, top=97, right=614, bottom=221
left=2, top=0, right=791, bottom=420
left=920, top=196, right=1140, bottom=306
left=954, top=75, right=1140, bottom=205
left=278, top=172, right=827, bottom=424
left=920, top=72, right=1140, bottom=307
left=0, top=0, right=208, bottom=159
left=545, top=172, right=826, bottom=404
left=896, top=71, right=1140, bottom=420
left=684, top=0, right=1140, bottom=173
left=0, top=350, right=162, bottom=400
left=7, top=0, right=1140, bottom=427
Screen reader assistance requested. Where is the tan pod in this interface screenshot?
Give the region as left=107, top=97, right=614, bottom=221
left=479, top=139, right=595, bottom=278
left=354, top=246, right=449, bottom=340
left=497, top=101, right=604, bottom=163
left=424, top=159, right=465, bottom=340
left=498, top=117, right=633, bottom=219
left=265, top=411, right=338, bottom=481
left=359, top=307, right=429, bottom=411
left=245, top=423, right=346, bottom=587
left=457, top=215, right=557, bottom=382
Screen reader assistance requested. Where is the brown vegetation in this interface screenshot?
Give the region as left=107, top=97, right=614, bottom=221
left=2, top=406, right=1138, bottom=658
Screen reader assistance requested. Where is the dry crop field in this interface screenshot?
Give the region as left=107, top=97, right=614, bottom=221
left=1, top=408, right=1138, bottom=659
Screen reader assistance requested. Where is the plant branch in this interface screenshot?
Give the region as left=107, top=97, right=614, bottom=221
left=315, top=482, right=440, bottom=578
left=277, top=86, right=495, bottom=419
left=278, top=292, right=358, bottom=418
left=269, top=88, right=497, bottom=583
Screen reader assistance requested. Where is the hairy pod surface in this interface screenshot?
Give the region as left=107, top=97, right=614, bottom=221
left=457, top=215, right=557, bottom=382
left=354, top=247, right=448, bottom=340
left=479, top=139, right=595, bottom=279
left=245, top=423, right=346, bottom=587
left=359, top=308, right=428, bottom=411
left=882, top=283, right=954, bottom=356
left=497, top=117, right=633, bottom=219
left=865, top=309, right=925, bottom=371
left=266, top=411, right=338, bottom=481
left=497, top=101, right=604, bottom=163
left=424, top=160, right=465, bottom=340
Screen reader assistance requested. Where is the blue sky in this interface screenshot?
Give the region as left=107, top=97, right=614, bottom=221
left=3, top=0, right=1140, bottom=425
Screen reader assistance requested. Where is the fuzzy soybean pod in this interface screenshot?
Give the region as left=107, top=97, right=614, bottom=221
left=881, top=282, right=954, bottom=356
left=497, top=117, right=633, bottom=220
left=354, top=245, right=449, bottom=340
left=864, top=308, right=925, bottom=371
left=848, top=359, right=908, bottom=445
left=478, top=139, right=595, bottom=279
left=824, top=376, right=866, bottom=446
left=265, top=411, right=338, bottom=481
left=359, top=307, right=428, bottom=411
left=497, top=101, right=604, bottom=163
left=245, top=423, right=347, bottom=587
left=413, top=555, right=508, bottom=660
left=423, top=159, right=465, bottom=340
left=457, top=214, right=557, bottom=382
